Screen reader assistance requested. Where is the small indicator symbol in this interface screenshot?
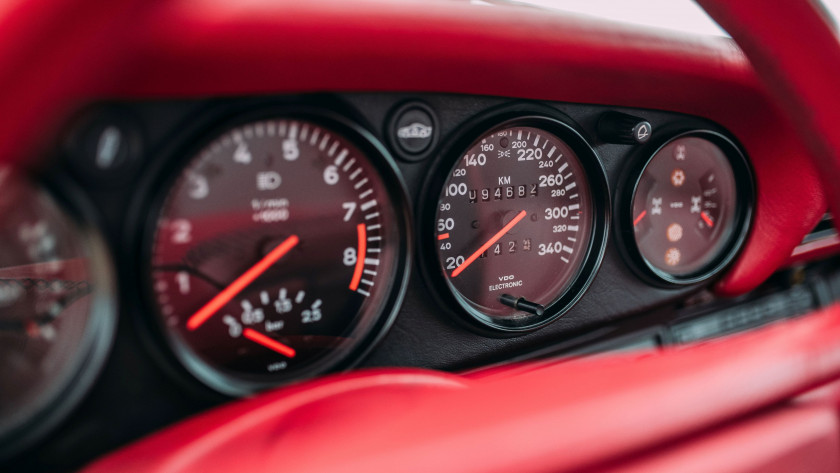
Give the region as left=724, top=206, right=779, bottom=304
left=674, top=144, right=687, bottom=161
left=652, top=197, right=663, bottom=215
left=671, top=169, right=686, bottom=187
left=690, top=195, right=702, bottom=214
left=257, top=171, right=281, bottom=191
left=665, top=247, right=681, bottom=266
left=667, top=223, right=683, bottom=242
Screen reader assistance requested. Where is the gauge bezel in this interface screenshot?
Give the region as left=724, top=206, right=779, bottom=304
left=135, top=107, right=412, bottom=397
left=618, top=129, right=754, bottom=286
left=0, top=171, right=116, bottom=461
left=419, top=107, right=610, bottom=334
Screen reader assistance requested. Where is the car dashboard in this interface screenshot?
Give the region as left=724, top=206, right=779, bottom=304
left=1, top=1, right=839, bottom=471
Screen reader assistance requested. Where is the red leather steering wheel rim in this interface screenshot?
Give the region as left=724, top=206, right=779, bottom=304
left=697, top=0, right=840, bottom=214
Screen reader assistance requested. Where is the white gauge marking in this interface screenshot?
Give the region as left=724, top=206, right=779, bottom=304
left=328, top=141, right=339, bottom=157
left=359, top=189, right=373, bottom=200
left=354, top=178, right=369, bottom=190
left=365, top=212, right=380, bottom=220
left=365, top=258, right=380, bottom=266
left=565, top=182, right=577, bottom=191
left=343, top=158, right=356, bottom=172
left=335, top=149, right=348, bottom=165
left=361, top=200, right=377, bottom=211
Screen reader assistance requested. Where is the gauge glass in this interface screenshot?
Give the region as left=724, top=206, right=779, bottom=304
left=434, top=120, right=602, bottom=330
left=148, top=117, right=407, bottom=394
left=630, top=135, right=741, bottom=279
left=0, top=168, right=113, bottom=457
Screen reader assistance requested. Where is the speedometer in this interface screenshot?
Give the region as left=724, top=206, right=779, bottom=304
left=424, top=115, right=608, bottom=332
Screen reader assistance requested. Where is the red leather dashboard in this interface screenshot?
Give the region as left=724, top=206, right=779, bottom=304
left=83, top=303, right=840, bottom=473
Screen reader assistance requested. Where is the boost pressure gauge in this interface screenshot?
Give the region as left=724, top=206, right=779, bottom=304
left=625, top=131, right=752, bottom=284
left=424, top=115, right=608, bottom=332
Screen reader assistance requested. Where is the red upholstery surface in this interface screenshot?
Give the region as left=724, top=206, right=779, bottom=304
left=82, top=304, right=840, bottom=473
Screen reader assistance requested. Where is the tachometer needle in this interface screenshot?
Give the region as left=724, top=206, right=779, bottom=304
left=451, top=210, right=527, bottom=278
left=243, top=328, right=296, bottom=358
left=186, top=235, right=299, bottom=331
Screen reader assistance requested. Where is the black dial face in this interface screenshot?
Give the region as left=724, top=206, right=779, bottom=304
left=630, top=134, right=744, bottom=281
left=148, top=117, right=407, bottom=394
left=434, top=120, right=601, bottom=330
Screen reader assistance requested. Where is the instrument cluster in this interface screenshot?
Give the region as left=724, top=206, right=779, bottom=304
left=0, top=94, right=754, bottom=459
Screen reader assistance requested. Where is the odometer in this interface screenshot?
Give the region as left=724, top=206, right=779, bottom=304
left=429, top=116, right=608, bottom=332
left=146, top=115, right=410, bottom=395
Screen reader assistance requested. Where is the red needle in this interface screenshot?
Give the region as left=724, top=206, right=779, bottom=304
left=186, top=235, right=299, bottom=331
left=701, top=211, right=715, bottom=227
left=633, top=210, right=647, bottom=226
left=243, top=328, right=296, bottom=358
left=451, top=210, right=527, bottom=278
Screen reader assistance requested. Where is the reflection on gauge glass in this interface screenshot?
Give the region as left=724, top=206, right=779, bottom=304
left=147, top=116, right=409, bottom=395
left=0, top=168, right=114, bottom=458
left=629, top=133, right=751, bottom=283
left=431, top=117, right=608, bottom=332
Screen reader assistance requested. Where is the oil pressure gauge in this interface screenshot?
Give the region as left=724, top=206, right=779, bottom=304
left=624, top=131, right=753, bottom=285
left=423, top=114, right=608, bottom=333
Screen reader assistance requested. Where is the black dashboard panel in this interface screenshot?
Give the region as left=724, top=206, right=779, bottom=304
left=5, top=92, right=774, bottom=470
left=69, top=94, right=734, bottom=369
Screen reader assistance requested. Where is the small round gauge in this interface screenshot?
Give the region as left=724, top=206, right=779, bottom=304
left=146, top=115, right=409, bottom=395
left=0, top=168, right=115, bottom=459
left=627, top=131, right=752, bottom=284
left=427, top=115, right=608, bottom=332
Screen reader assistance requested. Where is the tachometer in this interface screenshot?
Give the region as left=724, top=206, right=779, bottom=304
left=424, top=115, right=608, bottom=332
left=145, top=114, right=410, bottom=395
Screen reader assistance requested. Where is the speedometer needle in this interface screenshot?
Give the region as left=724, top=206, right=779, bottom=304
left=451, top=210, right=527, bottom=278
left=186, top=235, right=299, bottom=331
